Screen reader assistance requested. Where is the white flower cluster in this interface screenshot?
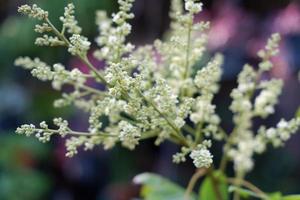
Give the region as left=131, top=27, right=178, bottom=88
left=258, top=118, right=300, bottom=148
left=254, top=79, right=283, bottom=118
left=154, top=0, right=209, bottom=95
left=18, top=4, right=48, bottom=20
left=185, top=0, right=203, bottom=14
left=190, top=54, right=223, bottom=140
left=68, top=34, right=91, bottom=56
left=14, top=57, right=86, bottom=90
left=94, top=0, right=135, bottom=62
left=225, top=33, right=293, bottom=173
left=60, top=3, right=82, bottom=34
left=65, top=135, right=103, bottom=157
left=190, top=140, right=213, bottom=168
left=173, top=146, right=191, bottom=164
left=15, top=1, right=300, bottom=172
left=16, top=118, right=68, bottom=143
left=118, top=121, right=141, bottom=150
left=194, top=54, right=223, bottom=95
left=35, top=35, right=65, bottom=47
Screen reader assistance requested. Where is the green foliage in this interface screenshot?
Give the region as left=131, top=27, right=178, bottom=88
left=199, top=171, right=228, bottom=200
left=0, top=134, right=51, bottom=200
left=134, top=173, right=196, bottom=200
left=268, top=192, right=283, bottom=200
left=283, top=195, right=300, bottom=200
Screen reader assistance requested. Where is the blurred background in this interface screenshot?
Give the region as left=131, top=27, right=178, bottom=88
left=0, top=0, right=300, bottom=199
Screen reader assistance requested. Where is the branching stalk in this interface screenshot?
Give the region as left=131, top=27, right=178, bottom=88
left=184, top=168, right=207, bottom=200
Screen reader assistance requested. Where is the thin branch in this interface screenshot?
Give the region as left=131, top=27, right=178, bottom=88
left=136, top=89, right=189, bottom=146
left=227, top=178, right=268, bottom=199
left=208, top=168, right=224, bottom=200
left=45, top=18, right=108, bottom=86
left=184, top=168, right=207, bottom=200
left=36, top=128, right=116, bottom=138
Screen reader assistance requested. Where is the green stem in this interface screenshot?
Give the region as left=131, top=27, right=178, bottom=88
left=36, top=128, right=115, bottom=137
left=208, top=168, right=224, bottom=200
left=195, top=122, right=203, bottom=144
left=183, top=124, right=195, bottom=135
left=45, top=18, right=108, bottom=86
left=136, top=89, right=189, bottom=146
left=79, top=55, right=110, bottom=86
left=183, top=25, right=192, bottom=80
left=233, top=171, right=244, bottom=200
left=226, top=178, right=268, bottom=199
left=181, top=22, right=192, bottom=97
left=76, top=83, right=108, bottom=96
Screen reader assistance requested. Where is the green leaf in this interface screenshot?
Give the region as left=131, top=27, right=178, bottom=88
left=199, top=171, right=228, bottom=200
left=283, top=195, right=300, bottom=200
left=134, top=172, right=196, bottom=200
left=268, top=192, right=283, bottom=200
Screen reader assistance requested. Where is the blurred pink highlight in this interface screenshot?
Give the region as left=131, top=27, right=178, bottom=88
left=273, top=3, right=300, bottom=35
left=208, top=3, right=241, bottom=49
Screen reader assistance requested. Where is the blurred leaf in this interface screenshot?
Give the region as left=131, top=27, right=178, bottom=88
left=268, top=192, right=282, bottom=200
left=296, top=107, right=300, bottom=118
left=134, top=172, right=195, bottom=200
left=0, top=133, right=51, bottom=200
left=199, top=171, right=228, bottom=200
left=0, top=168, right=50, bottom=200
left=283, top=195, right=300, bottom=200
left=0, top=133, right=49, bottom=168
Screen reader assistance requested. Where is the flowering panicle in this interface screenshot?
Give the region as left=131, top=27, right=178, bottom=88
left=194, top=54, right=223, bottom=95
left=254, top=79, right=283, bottom=118
left=60, top=3, right=82, bottom=34
left=35, top=35, right=65, bottom=46
left=16, top=118, right=68, bottom=143
left=15, top=0, right=300, bottom=173
left=225, top=33, right=288, bottom=173
left=94, top=0, right=135, bottom=62
left=18, top=4, right=48, bottom=20
left=154, top=0, right=209, bottom=95
left=14, top=57, right=86, bottom=90
left=258, top=118, right=300, bottom=148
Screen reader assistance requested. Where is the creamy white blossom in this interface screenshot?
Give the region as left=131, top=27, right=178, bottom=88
left=15, top=0, right=300, bottom=179
left=60, top=3, right=82, bottom=34
left=190, top=140, right=213, bottom=168
left=18, top=4, right=48, bottom=20
left=68, top=34, right=91, bottom=56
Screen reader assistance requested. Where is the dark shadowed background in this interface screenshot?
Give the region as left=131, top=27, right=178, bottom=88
left=0, top=0, right=300, bottom=199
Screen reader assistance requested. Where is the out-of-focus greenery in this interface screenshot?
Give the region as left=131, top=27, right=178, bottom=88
left=135, top=172, right=193, bottom=200
left=0, top=134, right=50, bottom=200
